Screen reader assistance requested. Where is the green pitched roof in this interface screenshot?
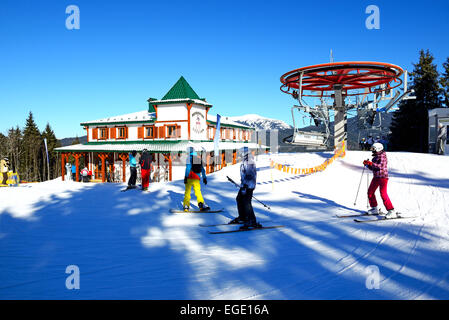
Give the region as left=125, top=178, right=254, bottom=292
left=161, top=76, right=201, bottom=100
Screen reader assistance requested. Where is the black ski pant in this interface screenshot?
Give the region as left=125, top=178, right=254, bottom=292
left=2, top=172, right=7, bottom=185
left=236, top=187, right=256, bottom=222
left=128, top=167, right=137, bottom=186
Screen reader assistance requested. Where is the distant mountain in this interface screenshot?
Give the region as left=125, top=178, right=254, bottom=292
left=228, top=114, right=293, bottom=131
left=59, top=136, right=87, bottom=147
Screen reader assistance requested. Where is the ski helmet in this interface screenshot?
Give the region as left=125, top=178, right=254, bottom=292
left=371, top=142, right=384, bottom=152
left=238, top=146, right=250, bottom=157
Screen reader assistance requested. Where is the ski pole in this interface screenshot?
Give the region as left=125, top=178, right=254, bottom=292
left=226, top=176, right=271, bottom=210
left=366, top=170, right=370, bottom=209
left=353, top=165, right=366, bottom=206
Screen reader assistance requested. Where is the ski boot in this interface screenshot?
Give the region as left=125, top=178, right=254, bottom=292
left=198, top=202, right=210, bottom=212
left=239, top=220, right=263, bottom=230
left=384, top=209, right=398, bottom=219
left=367, top=207, right=379, bottom=215
left=183, top=205, right=190, bottom=212
left=228, top=217, right=246, bottom=225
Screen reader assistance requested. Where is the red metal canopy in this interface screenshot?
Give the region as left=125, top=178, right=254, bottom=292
left=280, top=61, right=404, bottom=97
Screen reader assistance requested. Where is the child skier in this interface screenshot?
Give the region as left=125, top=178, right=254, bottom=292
left=183, top=147, right=209, bottom=212
left=230, top=147, right=262, bottom=229
left=363, top=142, right=398, bottom=219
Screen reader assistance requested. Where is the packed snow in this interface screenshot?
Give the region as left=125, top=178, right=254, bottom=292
left=1, top=151, right=449, bottom=299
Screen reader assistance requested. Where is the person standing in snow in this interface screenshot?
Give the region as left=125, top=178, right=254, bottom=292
left=359, top=138, right=366, bottom=151
left=230, top=147, right=262, bottom=229
left=437, top=123, right=447, bottom=155
left=140, top=149, right=153, bottom=191
left=65, top=162, right=72, bottom=181
left=81, top=167, right=89, bottom=183
left=127, top=151, right=138, bottom=189
left=363, top=142, right=398, bottom=219
left=182, top=147, right=209, bottom=212
left=366, top=136, right=374, bottom=150
left=71, top=163, right=76, bottom=181
left=1, top=158, right=9, bottom=185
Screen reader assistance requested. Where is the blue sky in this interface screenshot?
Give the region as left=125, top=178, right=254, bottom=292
left=0, top=0, right=448, bottom=138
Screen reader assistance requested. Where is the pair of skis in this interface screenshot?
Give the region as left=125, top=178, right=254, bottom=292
left=170, top=208, right=284, bottom=234
left=200, top=221, right=284, bottom=234
left=336, top=212, right=414, bottom=223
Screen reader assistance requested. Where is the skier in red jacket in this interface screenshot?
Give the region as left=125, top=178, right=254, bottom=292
left=140, top=149, right=153, bottom=191
left=363, top=142, right=398, bottom=219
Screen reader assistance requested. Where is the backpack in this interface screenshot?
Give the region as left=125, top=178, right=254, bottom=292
left=190, top=156, right=203, bottom=174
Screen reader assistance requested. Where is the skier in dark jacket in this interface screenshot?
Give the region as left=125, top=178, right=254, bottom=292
left=363, top=142, right=398, bottom=219
left=140, top=149, right=153, bottom=191
left=230, top=147, right=262, bottom=229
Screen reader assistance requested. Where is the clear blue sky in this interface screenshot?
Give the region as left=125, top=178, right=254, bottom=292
left=1, top=0, right=448, bottom=138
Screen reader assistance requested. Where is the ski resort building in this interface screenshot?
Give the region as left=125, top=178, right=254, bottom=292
left=55, top=77, right=266, bottom=182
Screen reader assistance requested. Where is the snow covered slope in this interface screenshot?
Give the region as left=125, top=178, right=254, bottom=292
left=228, top=114, right=292, bottom=130
left=1, top=151, right=449, bottom=299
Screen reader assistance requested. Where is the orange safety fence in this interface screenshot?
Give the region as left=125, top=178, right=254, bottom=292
left=270, top=142, right=346, bottom=175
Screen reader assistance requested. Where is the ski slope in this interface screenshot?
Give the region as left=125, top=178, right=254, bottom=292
left=1, top=151, right=449, bottom=299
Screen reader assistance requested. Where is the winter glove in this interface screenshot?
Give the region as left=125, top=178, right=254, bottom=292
left=241, top=184, right=248, bottom=195
left=363, top=160, right=373, bottom=167
left=184, top=177, right=188, bottom=184
left=203, top=177, right=207, bottom=185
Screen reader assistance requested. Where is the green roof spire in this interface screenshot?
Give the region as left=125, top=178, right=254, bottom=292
left=161, top=76, right=201, bottom=100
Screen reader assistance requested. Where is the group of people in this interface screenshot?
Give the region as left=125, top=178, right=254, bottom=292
left=65, top=162, right=92, bottom=182
left=359, top=135, right=388, bottom=151
left=125, top=146, right=262, bottom=230
left=181, top=146, right=260, bottom=229
left=126, top=142, right=401, bottom=227
left=126, top=149, right=153, bottom=191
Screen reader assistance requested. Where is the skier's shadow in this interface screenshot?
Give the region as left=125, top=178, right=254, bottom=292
left=292, top=191, right=365, bottom=214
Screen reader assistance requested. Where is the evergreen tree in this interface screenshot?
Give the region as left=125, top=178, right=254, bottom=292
left=41, top=123, right=60, bottom=180
left=22, top=111, right=43, bottom=181
left=6, top=126, right=23, bottom=174
left=440, top=57, right=449, bottom=108
left=389, top=50, right=443, bottom=152
left=0, top=133, right=7, bottom=158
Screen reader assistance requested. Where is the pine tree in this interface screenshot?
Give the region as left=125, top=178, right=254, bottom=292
left=440, top=57, right=449, bottom=108
left=389, top=50, right=443, bottom=152
left=6, top=126, right=23, bottom=174
left=22, top=111, right=43, bottom=181
left=41, top=123, right=60, bottom=180
left=0, top=133, right=7, bottom=158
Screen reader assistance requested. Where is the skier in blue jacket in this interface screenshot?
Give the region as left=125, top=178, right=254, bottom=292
left=127, top=151, right=138, bottom=189
left=230, top=147, right=262, bottom=229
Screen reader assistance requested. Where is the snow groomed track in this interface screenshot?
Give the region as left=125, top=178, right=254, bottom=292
left=1, top=151, right=449, bottom=299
